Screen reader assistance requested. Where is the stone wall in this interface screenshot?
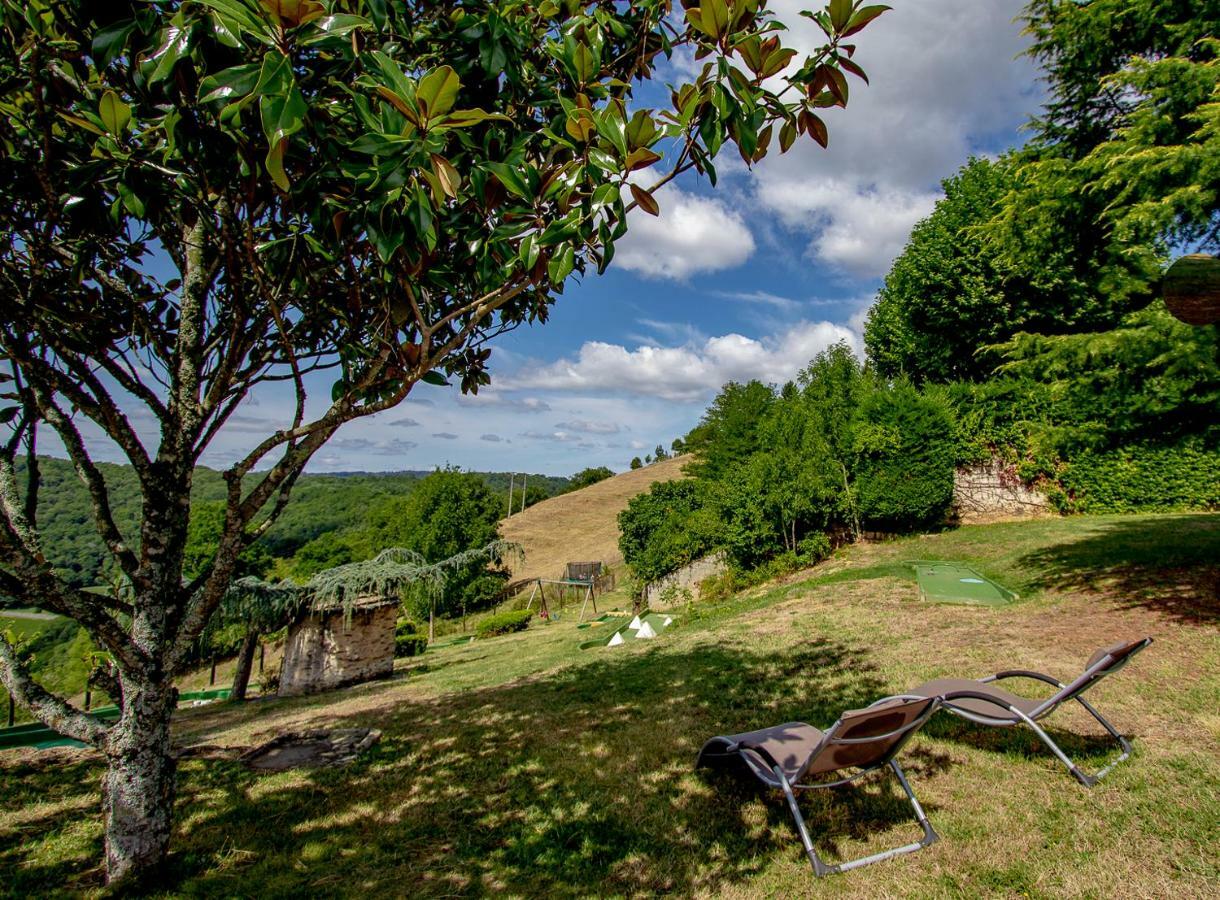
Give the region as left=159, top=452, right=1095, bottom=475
left=278, top=603, right=397, bottom=698
left=953, top=460, right=1050, bottom=522
left=644, top=552, right=728, bottom=607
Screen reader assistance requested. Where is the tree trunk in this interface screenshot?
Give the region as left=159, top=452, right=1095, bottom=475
left=230, top=630, right=260, bottom=701
left=101, top=678, right=178, bottom=886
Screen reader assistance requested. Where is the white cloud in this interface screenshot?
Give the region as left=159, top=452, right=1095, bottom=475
left=614, top=184, right=755, bottom=280
left=385, top=416, right=420, bottom=428
left=456, top=392, right=551, bottom=412
left=480, top=433, right=507, bottom=443
left=329, top=437, right=418, bottom=455
left=752, top=0, right=1038, bottom=277
left=432, top=432, right=459, bottom=440
left=555, top=419, right=621, bottom=435
left=505, top=320, right=860, bottom=403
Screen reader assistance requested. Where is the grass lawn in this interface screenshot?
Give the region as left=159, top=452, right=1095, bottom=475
left=2, top=513, right=1218, bottom=897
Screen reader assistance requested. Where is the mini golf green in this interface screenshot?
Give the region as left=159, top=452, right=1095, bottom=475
left=911, top=562, right=1016, bottom=606
left=0, top=688, right=232, bottom=751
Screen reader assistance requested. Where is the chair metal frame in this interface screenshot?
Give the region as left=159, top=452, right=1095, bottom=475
left=935, top=638, right=1151, bottom=787
left=705, top=695, right=941, bottom=877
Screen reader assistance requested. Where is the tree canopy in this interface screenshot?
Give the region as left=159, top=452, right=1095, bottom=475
left=1, top=1, right=891, bottom=881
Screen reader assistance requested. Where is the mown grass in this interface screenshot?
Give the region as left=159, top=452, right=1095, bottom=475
left=1, top=513, right=1218, bottom=898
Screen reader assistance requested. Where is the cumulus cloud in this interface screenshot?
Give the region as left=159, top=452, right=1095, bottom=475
left=751, top=0, right=1037, bottom=277
left=432, top=432, right=459, bottom=440
left=554, top=419, right=621, bottom=435
left=614, top=183, right=755, bottom=280
left=480, top=433, right=507, bottom=443
left=385, top=417, right=420, bottom=428
left=505, top=320, right=860, bottom=403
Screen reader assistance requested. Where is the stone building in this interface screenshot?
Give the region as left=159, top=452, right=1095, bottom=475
left=278, top=595, right=398, bottom=698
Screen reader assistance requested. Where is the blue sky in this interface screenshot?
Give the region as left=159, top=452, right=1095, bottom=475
left=63, top=1, right=1047, bottom=478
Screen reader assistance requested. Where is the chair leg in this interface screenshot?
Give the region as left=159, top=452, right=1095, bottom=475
left=1010, top=706, right=1131, bottom=788
left=774, top=763, right=939, bottom=877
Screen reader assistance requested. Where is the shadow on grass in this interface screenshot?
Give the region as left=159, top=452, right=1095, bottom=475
left=2, top=638, right=958, bottom=896
left=923, top=710, right=1123, bottom=767
left=1017, top=514, right=1220, bottom=623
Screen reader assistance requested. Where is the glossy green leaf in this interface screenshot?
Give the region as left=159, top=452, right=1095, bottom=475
left=265, top=138, right=289, bottom=190
left=98, top=91, right=131, bottom=136
left=547, top=245, right=575, bottom=285
left=92, top=19, right=136, bottom=70
left=417, top=66, right=461, bottom=120
left=199, top=63, right=261, bottom=104
left=421, top=370, right=450, bottom=386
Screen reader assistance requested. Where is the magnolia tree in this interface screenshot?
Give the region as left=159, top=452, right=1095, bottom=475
left=0, top=0, right=887, bottom=885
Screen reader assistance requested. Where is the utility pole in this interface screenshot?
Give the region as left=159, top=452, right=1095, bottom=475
left=520, top=474, right=528, bottom=513
left=506, top=473, right=515, bottom=517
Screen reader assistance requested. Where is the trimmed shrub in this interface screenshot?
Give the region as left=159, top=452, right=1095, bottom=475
left=394, top=619, right=427, bottom=658
left=476, top=608, right=533, bottom=638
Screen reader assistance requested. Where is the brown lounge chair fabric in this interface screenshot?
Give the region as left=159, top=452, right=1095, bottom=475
left=910, top=637, right=1152, bottom=786
left=697, top=696, right=940, bottom=877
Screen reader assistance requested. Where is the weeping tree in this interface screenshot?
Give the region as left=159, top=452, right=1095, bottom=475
left=0, top=0, right=888, bottom=885
left=214, top=540, right=520, bottom=698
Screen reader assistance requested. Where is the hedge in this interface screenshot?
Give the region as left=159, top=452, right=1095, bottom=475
left=1059, top=440, right=1220, bottom=513
left=476, top=608, right=533, bottom=638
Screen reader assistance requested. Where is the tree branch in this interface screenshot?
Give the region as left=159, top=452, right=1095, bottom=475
left=0, top=631, right=108, bottom=746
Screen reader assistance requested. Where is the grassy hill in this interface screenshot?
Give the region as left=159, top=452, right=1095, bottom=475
left=499, top=454, right=690, bottom=585
left=3, top=513, right=1216, bottom=895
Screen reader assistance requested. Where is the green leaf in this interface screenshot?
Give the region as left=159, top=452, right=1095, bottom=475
left=199, top=63, right=261, bottom=104
left=417, top=65, right=461, bottom=120
left=779, top=119, right=797, bottom=153
left=828, top=0, right=853, bottom=32
left=301, top=14, right=372, bottom=45
left=92, top=19, right=136, bottom=70
left=259, top=88, right=307, bottom=146
left=265, top=138, right=289, bottom=190
left=487, top=162, right=530, bottom=199
left=519, top=233, right=540, bottom=270
left=597, top=101, right=629, bottom=158
left=703, top=0, right=729, bottom=40
left=441, top=108, right=512, bottom=128
left=843, top=5, right=890, bottom=38
left=115, top=181, right=145, bottom=217
left=98, top=91, right=131, bottom=136
left=430, top=153, right=461, bottom=198
left=252, top=51, right=292, bottom=99
left=547, top=245, right=575, bottom=285
left=148, top=18, right=190, bottom=84
left=590, top=183, right=619, bottom=211
left=421, top=371, right=450, bottom=386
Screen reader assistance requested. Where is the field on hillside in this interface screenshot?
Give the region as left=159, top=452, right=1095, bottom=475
left=2, top=513, right=1218, bottom=897
left=500, top=455, right=689, bottom=585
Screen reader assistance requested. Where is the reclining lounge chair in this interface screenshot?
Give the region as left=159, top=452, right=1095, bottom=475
left=910, top=637, right=1152, bottom=787
left=697, top=695, right=941, bottom=876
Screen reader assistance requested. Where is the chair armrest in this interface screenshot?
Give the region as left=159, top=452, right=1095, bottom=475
left=986, top=669, right=1066, bottom=689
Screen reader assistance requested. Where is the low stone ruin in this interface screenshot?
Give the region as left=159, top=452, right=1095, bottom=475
left=277, top=595, right=397, bottom=698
